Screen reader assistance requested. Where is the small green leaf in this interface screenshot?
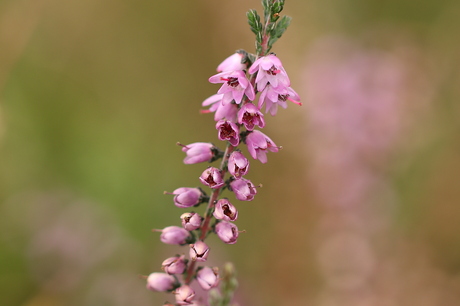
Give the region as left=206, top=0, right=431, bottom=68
left=268, top=15, right=291, bottom=47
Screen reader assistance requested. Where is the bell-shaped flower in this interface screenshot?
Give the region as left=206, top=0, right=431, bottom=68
left=146, top=272, right=178, bottom=292
left=229, top=178, right=257, bottom=201
left=258, top=84, right=301, bottom=116
left=162, top=255, right=187, bottom=275
left=180, top=142, right=215, bottom=164
left=245, top=130, right=279, bottom=163
left=157, top=226, right=190, bottom=245
left=171, top=187, right=203, bottom=208
left=199, top=167, right=224, bottom=189
left=213, top=198, right=238, bottom=221
left=215, top=221, right=239, bottom=244
left=174, top=285, right=196, bottom=305
left=248, top=54, right=290, bottom=91
left=227, top=151, right=249, bottom=179
left=180, top=212, right=202, bottom=231
left=217, top=52, right=246, bottom=72
left=216, top=120, right=240, bottom=146
left=209, top=70, right=255, bottom=105
left=237, top=103, right=265, bottom=131
left=189, top=241, right=210, bottom=262
left=201, top=94, right=238, bottom=122
left=196, top=266, right=220, bottom=290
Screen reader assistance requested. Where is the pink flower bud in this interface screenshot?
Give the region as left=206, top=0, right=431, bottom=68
left=216, top=120, right=240, bottom=146
left=172, top=187, right=202, bottom=208
left=230, top=178, right=257, bottom=201
left=180, top=212, right=202, bottom=231
left=227, top=151, right=249, bottom=179
left=189, top=241, right=210, bottom=262
left=213, top=199, right=238, bottom=221
left=237, top=103, right=265, bottom=131
left=159, top=226, right=190, bottom=245
left=215, top=221, right=239, bottom=244
left=245, top=130, right=279, bottom=164
left=197, top=266, right=220, bottom=290
left=174, top=285, right=195, bottom=305
left=199, top=167, right=224, bottom=189
left=146, top=272, right=177, bottom=292
left=162, top=255, right=187, bottom=275
left=217, top=52, right=246, bottom=72
left=181, top=142, right=214, bottom=164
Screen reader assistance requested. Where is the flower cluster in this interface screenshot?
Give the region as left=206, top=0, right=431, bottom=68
left=145, top=2, right=298, bottom=305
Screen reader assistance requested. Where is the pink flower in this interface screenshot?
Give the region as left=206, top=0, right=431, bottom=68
left=199, top=167, right=224, bottom=189
left=258, top=84, right=301, bottom=116
left=171, top=187, right=203, bottom=208
left=174, top=285, right=195, bottom=305
left=230, top=178, right=257, bottom=201
left=196, top=266, right=220, bottom=290
left=180, top=142, right=214, bottom=164
left=213, top=198, right=238, bottom=221
left=227, top=151, right=249, bottom=179
left=215, top=221, right=239, bottom=244
left=237, top=103, right=265, bottom=130
left=189, top=241, right=210, bottom=262
left=216, top=120, right=240, bottom=146
left=209, top=70, right=255, bottom=105
left=201, top=94, right=238, bottom=122
left=180, top=212, right=202, bottom=231
left=248, top=54, right=290, bottom=91
left=161, top=255, right=187, bottom=275
left=158, top=226, right=190, bottom=245
left=245, top=130, right=279, bottom=163
left=217, top=52, right=246, bottom=72
left=146, top=272, right=177, bottom=292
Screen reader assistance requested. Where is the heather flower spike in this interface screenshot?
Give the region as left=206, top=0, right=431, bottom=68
left=146, top=1, right=297, bottom=305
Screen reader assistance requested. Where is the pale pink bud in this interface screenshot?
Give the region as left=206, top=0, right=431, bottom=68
left=213, top=199, right=238, bottom=221
left=237, top=103, right=265, bottom=131
left=216, top=120, right=240, bottom=146
left=245, top=130, right=279, bottom=164
left=230, top=178, right=257, bottom=201
left=162, top=255, right=187, bottom=275
left=199, top=167, right=224, bottom=189
left=172, top=187, right=203, bottom=208
left=196, top=266, right=220, bottom=290
left=146, top=272, right=177, bottom=292
left=159, top=226, right=190, bottom=245
left=227, top=151, right=249, bottom=179
left=181, top=142, right=214, bottom=164
left=174, top=285, right=195, bottom=305
left=217, top=52, right=246, bottom=72
left=215, top=221, right=239, bottom=244
left=180, top=212, right=202, bottom=231
left=189, top=241, right=210, bottom=262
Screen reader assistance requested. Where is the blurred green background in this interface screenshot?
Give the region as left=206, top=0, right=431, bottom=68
left=1, top=0, right=460, bottom=305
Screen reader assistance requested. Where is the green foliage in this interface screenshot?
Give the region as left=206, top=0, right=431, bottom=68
left=247, top=0, right=291, bottom=55
left=209, top=263, right=239, bottom=306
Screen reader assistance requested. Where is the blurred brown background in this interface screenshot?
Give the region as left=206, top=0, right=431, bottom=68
left=1, top=0, right=460, bottom=305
